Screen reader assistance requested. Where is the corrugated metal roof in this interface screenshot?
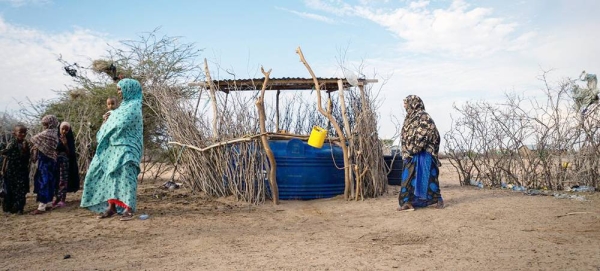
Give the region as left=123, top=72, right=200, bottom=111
left=190, top=77, right=378, bottom=93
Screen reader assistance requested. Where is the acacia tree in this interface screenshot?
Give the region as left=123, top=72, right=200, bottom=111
left=0, top=112, right=21, bottom=144
left=37, top=29, right=204, bottom=179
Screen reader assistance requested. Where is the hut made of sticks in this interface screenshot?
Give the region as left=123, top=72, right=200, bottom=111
left=158, top=51, right=387, bottom=205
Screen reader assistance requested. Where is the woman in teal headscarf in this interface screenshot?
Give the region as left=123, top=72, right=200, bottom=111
left=81, top=78, right=143, bottom=221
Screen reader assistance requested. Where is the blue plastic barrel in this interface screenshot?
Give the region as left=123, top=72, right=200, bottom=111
left=268, top=139, right=345, bottom=200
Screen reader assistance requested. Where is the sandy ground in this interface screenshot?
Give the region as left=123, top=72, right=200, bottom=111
left=1, top=161, right=599, bottom=271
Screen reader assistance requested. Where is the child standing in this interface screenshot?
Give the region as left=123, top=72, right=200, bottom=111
left=103, top=96, right=118, bottom=123
left=52, top=121, right=80, bottom=208
left=30, top=115, right=59, bottom=215
left=0, top=125, right=31, bottom=214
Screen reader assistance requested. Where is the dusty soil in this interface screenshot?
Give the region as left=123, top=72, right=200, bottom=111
left=1, top=161, right=599, bottom=270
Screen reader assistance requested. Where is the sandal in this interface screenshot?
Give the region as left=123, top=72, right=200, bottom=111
left=397, top=204, right=415, bottom=212
left=97, top=209, right=116, bottom=219
left=436, top=201, right=445, bottom=209
left=53, top=202, right=67, bottom=209
left=30, top=209, right=45, bottom=215
left=119, top=211, right=134, bottom=221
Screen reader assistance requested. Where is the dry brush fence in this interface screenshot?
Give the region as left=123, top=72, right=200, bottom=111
left=445, top=73, right=599, bottom=190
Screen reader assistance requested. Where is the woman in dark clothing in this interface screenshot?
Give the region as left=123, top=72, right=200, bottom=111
left=398, top=95, right=444, bottom=212
left=52, top=121, right=80, bottom=208
left=1, top=125, right=31, bottom=214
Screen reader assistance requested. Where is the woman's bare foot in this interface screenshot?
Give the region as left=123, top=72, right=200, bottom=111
left=97, top=207, right=117, bottom=219
left=120, top=208, right=134, bottom=221
left=397, top=203, right=415, bottom=212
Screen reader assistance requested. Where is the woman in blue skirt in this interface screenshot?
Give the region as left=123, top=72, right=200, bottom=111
left=30, top=115, right=59, bottom=215
left=397, top=95, right=444, bottom=212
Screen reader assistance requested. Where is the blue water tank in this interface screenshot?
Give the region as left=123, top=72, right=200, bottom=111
left=268, top=139, right=345, bottom=200
left=383, top=155, right=402, bottom=185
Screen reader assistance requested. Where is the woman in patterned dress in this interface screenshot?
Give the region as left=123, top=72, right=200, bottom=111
left=397, top=95, right=444, bottom=212
left=80, top=78, right=143, bottom=221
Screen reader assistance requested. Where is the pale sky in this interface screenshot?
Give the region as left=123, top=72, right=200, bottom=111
left=0, top=0, right=598, bottom=147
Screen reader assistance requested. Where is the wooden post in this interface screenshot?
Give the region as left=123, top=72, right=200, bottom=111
left=192, top=87, right=204, bottom=124
left=256, top=67, right=279, bottom=204
left=276, top=89, right=281, bottom=132
left=296, top=47, right=352, bottom=200
left=327, top=92, right=333, bottom=132
left=327, top=92, right=333, bottom=113
left=338, top=79, right=355, bottom=199
left=203, top=58, right=219, bottom=138
left=358, top=84, right=367, bottom=112
left=355, top=83, right=373, bottom=200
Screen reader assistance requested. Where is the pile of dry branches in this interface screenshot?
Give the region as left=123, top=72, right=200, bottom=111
left=346, top=84, right=387, bottom=199
left=153, top=83, right=270, bottom=203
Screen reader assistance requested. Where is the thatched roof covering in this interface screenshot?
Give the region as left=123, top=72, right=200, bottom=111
left=189, top=77, right=378, bottom=93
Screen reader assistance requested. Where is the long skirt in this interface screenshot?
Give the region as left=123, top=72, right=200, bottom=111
left=33, top=153, right=56, bottom=205
left=80, top=160, right=139, bottom=214
left=54, top=154, right=69, bottom=203
left=398, top=151, right=442, bottom=207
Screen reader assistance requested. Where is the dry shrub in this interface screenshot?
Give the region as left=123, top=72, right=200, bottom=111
left=445, top=72, right=599, bottom=190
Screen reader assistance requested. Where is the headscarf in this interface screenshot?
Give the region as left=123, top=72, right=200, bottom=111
left=57, top=122, right=80, bottom=192
left=31, top=115, right=59, bottom=160
left=96, top=78, right=144, bottom=165
left=401, top=95, right=440, bottom=159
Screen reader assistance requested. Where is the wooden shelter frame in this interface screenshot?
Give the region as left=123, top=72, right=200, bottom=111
left=171, top=51, right=381, bottom=204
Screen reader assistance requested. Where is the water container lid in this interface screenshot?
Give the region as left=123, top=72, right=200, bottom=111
left=286, top=138, right=305, bottom=156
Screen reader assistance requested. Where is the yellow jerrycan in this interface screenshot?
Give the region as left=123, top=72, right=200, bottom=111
left=308, top=126, right=327, bottom=148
